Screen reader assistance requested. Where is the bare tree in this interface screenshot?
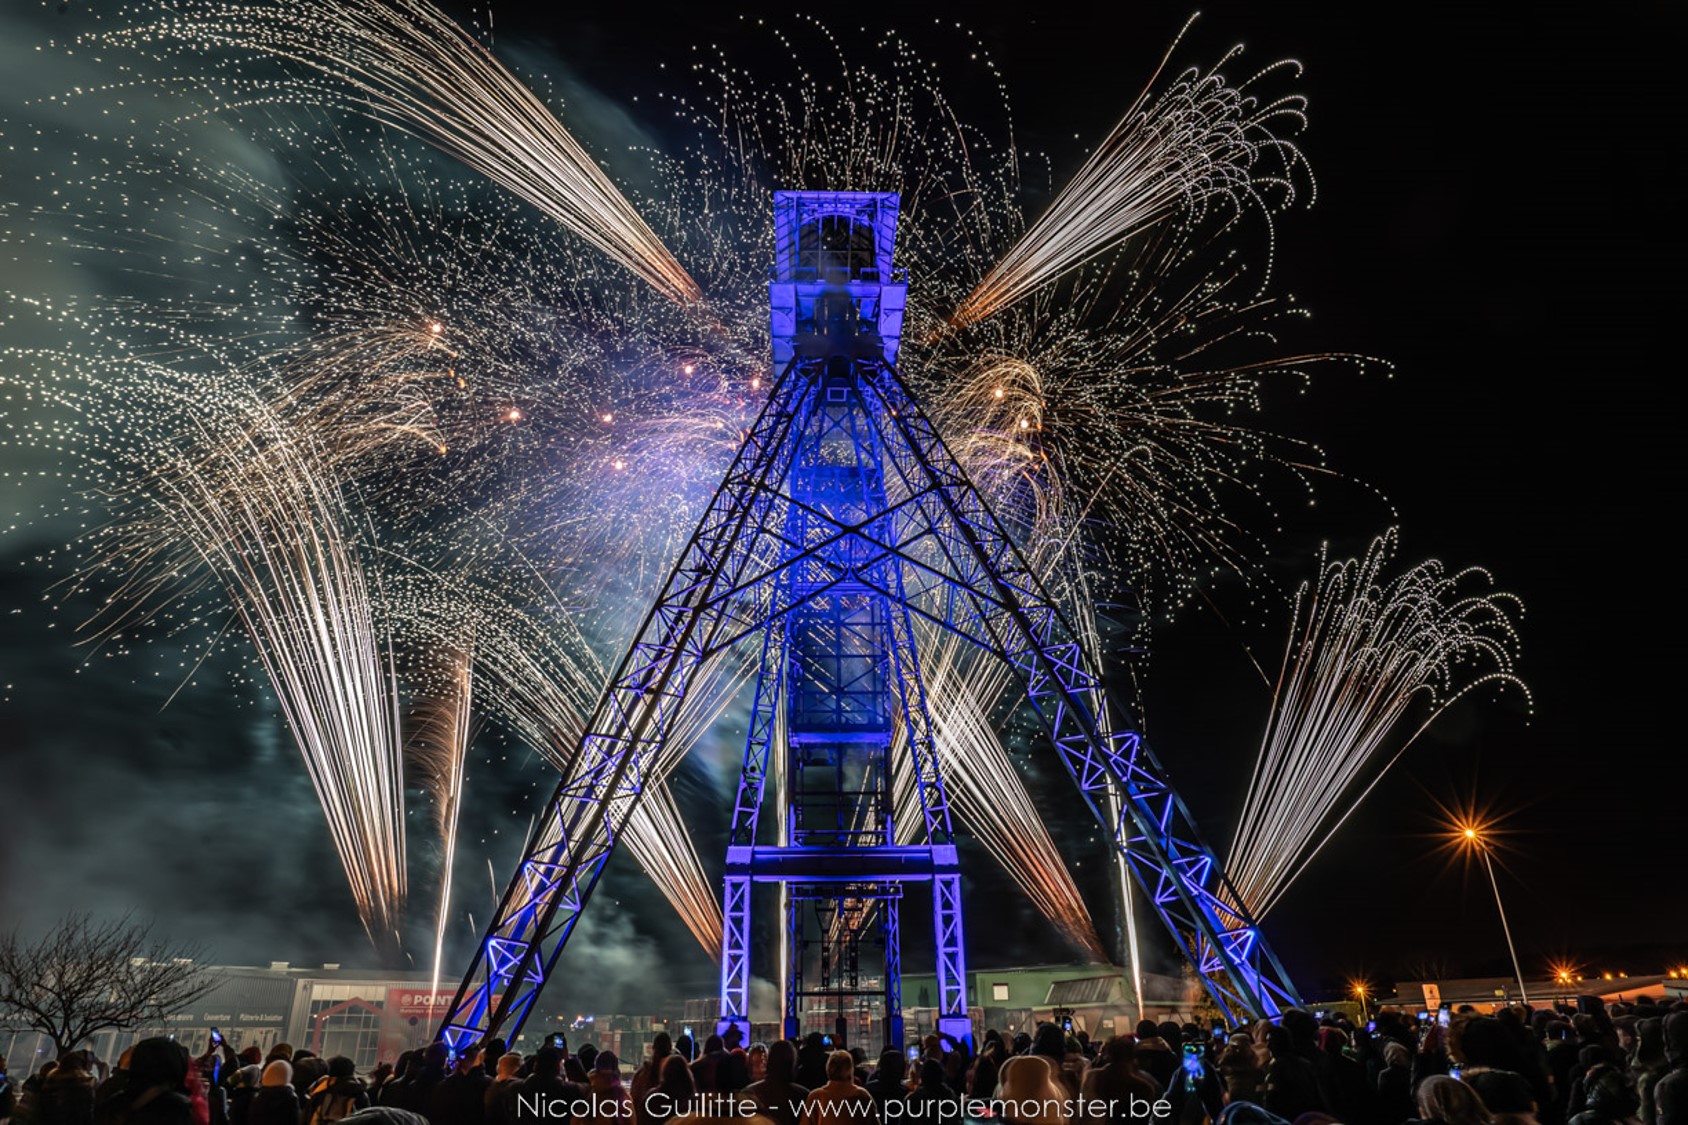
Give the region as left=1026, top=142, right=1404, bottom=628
left=0, top=913, right=216, bottom=1058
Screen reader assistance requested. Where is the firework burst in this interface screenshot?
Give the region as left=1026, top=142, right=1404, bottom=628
left=952, top=19, right=1310, bottom=326
left=1227, top=529, right=1530, bottom=919
left=0, top=311, right=416, bottom=953
left=101, top=0, right=700, bottom=302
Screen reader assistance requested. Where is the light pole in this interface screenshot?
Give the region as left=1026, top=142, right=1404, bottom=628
left=1351, top=980, right=1371, bottom=1023
left=1462, top=825, right=1529, bottom=1005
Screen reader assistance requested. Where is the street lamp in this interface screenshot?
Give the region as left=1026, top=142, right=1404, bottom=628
left=1458, top=822, right=1529, bottom=1005
left=1350, top=979, right=1372, bottom=1023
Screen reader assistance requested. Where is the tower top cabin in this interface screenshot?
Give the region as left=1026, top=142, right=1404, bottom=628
left=769, top=191, right=908, bottom=370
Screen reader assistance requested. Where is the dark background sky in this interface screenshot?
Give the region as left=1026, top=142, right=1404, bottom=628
left=1, top=0, right=1680, bottom=1008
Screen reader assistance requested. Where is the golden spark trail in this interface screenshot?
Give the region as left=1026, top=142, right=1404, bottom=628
left=397, top=577, right=733, bottom=955
left=951, top=27, right=1309, bottom=326
left=895, top=652, right=1109, bottom=960
left=113, top=0, right=701, bottom=302
left=409, top=646, right=474, bottom=1001
left=1227, top=530, right=1529, bottom=918
left=146, top=372, right=411, bottom=956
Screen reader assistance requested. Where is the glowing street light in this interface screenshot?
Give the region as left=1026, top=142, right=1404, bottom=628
left=1350, top=979, right=1372, bottom=1022
left=1456, top=820, right=1529, bottom=1005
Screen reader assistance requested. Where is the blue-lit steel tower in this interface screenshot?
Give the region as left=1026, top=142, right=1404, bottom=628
left=716, top=191, right=962, bottom=1050
left=435, top=190, right=1298, bottom=1058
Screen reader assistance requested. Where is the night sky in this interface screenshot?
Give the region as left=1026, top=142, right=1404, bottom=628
left=0, top=0, right=1678, bottom=1009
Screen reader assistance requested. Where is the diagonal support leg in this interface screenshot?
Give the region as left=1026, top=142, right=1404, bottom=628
left=854, top=360, right=1300, bottom=1022
left=435, top=361, right=816, bottom=1052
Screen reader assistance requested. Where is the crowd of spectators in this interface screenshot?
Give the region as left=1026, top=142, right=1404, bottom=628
left=3, top=992, right=1685, bottom=1125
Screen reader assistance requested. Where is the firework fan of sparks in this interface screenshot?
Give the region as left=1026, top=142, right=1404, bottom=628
left=950, top=17, right=1311, bottom=327
left=892, top=653, right=1109, bottom=959
left=100, top=0, right=700, bottom=302
left=263, top=146, right=758, bottom=958
left=916, top=211, right=1370, bottom=625
left=389, top=564, right=743, bottom=957
left=1, top=309, right=415, bottom=954
left=1227, top=529, right=1531, bottom=919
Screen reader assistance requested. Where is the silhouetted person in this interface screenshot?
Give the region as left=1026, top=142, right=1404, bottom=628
left=745, top=1041, right=810, bottom=1125
left=249, top=1061, right=301, bottom=1125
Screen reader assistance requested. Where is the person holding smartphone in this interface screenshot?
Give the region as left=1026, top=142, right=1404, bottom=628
left=1170, top=1041, right=1224, bottom=1125
left=629, top=1032, right=673, bottom=1125
left=1415, top=1018, right=1454, bottom=1093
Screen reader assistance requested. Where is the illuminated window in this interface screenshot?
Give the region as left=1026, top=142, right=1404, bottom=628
left=992, top=983, right=1010, bottom=1002
left=310, top=998, right=386, bottom=1069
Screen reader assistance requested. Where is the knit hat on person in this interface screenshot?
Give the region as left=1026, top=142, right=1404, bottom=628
left=262, top=1059, right=294, bottom=1087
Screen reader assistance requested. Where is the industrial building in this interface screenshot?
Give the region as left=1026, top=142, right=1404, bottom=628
left=2, top=962, right=452, bottom=1073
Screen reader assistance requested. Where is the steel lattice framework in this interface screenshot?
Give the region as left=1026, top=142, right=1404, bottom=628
left=717, top=204, right=967, bottom=1040
left=436, top=192, right=1298, bottom=1055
